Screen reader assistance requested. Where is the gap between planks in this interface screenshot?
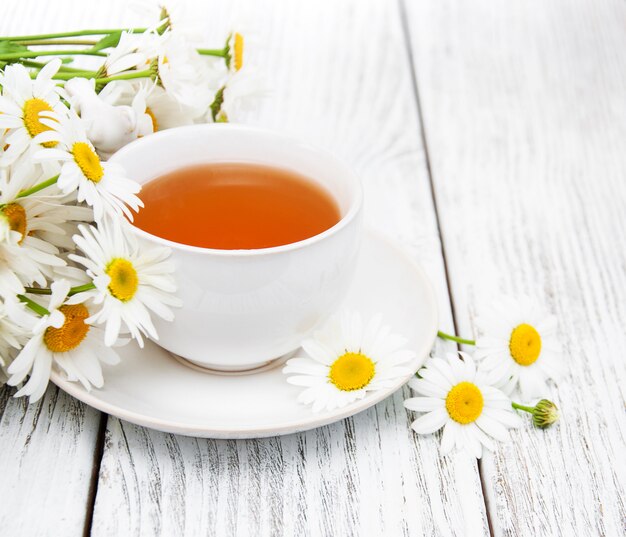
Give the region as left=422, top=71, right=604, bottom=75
left=396, top=0, right=495, bottom=535
left=82, top=413, right=108, bottom=537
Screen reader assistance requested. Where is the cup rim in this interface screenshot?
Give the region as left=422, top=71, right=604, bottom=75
left=110, top=123, right=363, bottom=257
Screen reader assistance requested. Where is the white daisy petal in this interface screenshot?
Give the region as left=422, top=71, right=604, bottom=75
left=409, top=377, right=448, bottom=398
left=469, top=422, right=496, bottom=453
left=440, top=421, right=458, bottom=455
left=301, top=338, right=335, bottom=365
left=410, top=408, right=448, bottom=434
left=475, top=414, right=510, bottom=442
left=463, top=425, right=484, bottom=459
left=483, top=407, right=522, bottom=428
left=404, top=396, right=444, bottom=412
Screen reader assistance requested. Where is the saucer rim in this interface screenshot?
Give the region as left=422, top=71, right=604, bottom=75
left=51, top=229, right=438, bottom=438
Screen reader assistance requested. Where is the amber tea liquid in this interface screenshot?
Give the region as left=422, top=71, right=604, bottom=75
left=133, top=163, right=341, bottom=249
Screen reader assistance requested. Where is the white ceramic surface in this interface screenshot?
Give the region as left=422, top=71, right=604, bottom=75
left=109, top=124, right=363, bottom=371
left=51, top=231, right=437, bottom=439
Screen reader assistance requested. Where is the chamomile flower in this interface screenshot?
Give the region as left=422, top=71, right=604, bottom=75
left=131, top=0, right=204, bottom=41
left=104, top=29, right=217, bottom=118
left=102, top=30, right=158, bottom=77
left=210, top=68, right=265, bottom=123
left=6, top=280, right=121, bottom=401
left=133, top=82, right=196, bottom=133
left=283, top=311, right=415, bottom=412
left=474, top=295, right=564, bottom=399
left=33, top=110, right=142, bottom=222
left=0, top=199, right=66, bottom=281
left=69, top=221, right=180, bottom=347
left=405, top=352, right=521, bottom=458
left=0, top=170, right=67, bottom=291
left=225, top=31, right=245, bottom=73
left=1, top=162, right=92, bottom=251
left=0, top=59, right=66, bottom=165
left=156, top=31, right=218, bottom=117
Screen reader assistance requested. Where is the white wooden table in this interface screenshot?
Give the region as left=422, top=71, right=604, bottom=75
left=1, top=1, right=625, bottom=535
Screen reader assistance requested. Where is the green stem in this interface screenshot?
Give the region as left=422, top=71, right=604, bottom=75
left=18, top=294, right=50, bottom=316
left=48, top=70, right=100, bottom=80
left=22, top=287, right=51, bottom=295
left=19, top=59, right=90, bottom=73
left=437, top=330, right=476, bottom=345
left=14, top=39, right=99, bottom=46
left=68, top=283, right=96, bottom=295
left=511, top=402, right=535, bottom=414
left=95, top=69, right=154, bottom=84
left=0, top=49, right=106, bottom=61
left=0, top=28, right=147, bottom=41
left=197, top=48, right=227, bottom=57
left=23, top=282, right=96, bottom=297
left=17, top=175, right=59, bottom=198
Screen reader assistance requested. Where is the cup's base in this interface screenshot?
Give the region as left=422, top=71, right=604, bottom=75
left=166, top=350, right=296, bottom=376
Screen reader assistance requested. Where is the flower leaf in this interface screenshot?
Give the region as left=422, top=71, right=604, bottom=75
left=0, top=40, right=29, bottom=54
left=89, top=32, right=122, bottom=53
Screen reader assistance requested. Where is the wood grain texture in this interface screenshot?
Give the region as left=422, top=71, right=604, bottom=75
left=0, top=387, right=102, bottom=536
left=85, top=0, right=490, bottom=535
left=404, top=0, right=626, bottom=535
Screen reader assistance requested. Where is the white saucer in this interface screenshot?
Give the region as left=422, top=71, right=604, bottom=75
left=51, top=230, right=438, bottom=439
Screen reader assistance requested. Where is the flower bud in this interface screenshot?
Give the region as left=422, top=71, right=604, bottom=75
left=532, top=399, right=559, bottom=428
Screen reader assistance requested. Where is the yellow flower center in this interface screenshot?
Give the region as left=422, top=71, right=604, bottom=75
left=106, top=258, right=139, bottom=302
left=43, top=304, right=90, bottom=353
left=509, top=323, right=542, bottom=366
left=233, top=32, right=244, bottom=71
left=72, top=142, right=104, bottom=183
left=22, top=98, right=57, bottom=147
left=328, top=352, right=375, bottom=391
left=445, top=381, right=484, bottom=424
left=1, top=203, right=27, bottom=243
left=145, top=107, right=158, bottom=132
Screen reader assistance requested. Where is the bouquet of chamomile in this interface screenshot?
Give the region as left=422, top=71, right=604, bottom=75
left=0, top=7, right=257, bottom=402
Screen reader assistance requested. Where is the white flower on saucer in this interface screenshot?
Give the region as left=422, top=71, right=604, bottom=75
left=405, top=352, right=521, bottom=458
left=474, top=295, right=564, bottom=399
left=283, top=311, right=415, bottom=412
left=6, top=280, right=121, bottom=401
left=0, top=59, right=66, bottom=165
left=69, top=221, right=181, bottom=347
left=33, top=110, right=143, bottom=222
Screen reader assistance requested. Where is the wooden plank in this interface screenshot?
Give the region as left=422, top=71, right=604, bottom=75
left=89, top=0, right=490, bottom=535
left=403, top=0, right=626, bottom=535
left=0, top=1, right=116, bottom=535
left=0, top=387, right=102, bottom=536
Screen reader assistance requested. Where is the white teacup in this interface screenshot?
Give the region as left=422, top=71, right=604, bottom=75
left=110, top=124, right=363, bottom=371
